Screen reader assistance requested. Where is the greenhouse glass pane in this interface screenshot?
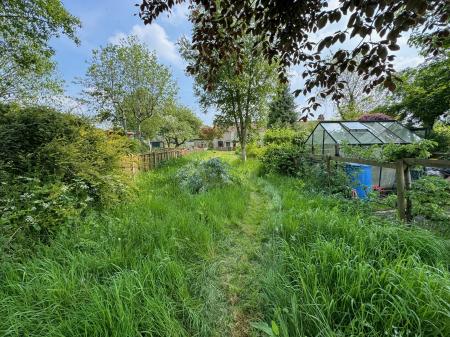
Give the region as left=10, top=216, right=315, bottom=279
left=322, top=123, right=359, bottom=144
left=342, top=122, right=368, bottom=130
left=349, top=130, right=383, bottom=144
left=381, top=122, right=421, bottom=143
left=323, top=131, right=335, bottom=144
left=312, top=125, right=325, bottom=145
left=362, top=122, right=404, bottom=143
left=323, top=144, right=336, bottom=155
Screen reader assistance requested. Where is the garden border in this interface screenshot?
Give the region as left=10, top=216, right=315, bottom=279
left=309, top=155, right=450, bottom=221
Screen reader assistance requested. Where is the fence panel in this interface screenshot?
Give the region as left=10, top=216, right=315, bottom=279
left=122, top=149, right=185, bottom=175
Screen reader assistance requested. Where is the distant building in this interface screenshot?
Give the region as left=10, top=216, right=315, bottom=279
left=148, top=136, right=165, bottom=150
left=212, top=127, right=238, bottom=150
left=185, top=139, right=209, bottom=150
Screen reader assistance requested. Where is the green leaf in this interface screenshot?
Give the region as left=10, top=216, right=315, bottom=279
left=271, top=320, right=280, bottom=336
left=251, top=322, right=275, bottom=336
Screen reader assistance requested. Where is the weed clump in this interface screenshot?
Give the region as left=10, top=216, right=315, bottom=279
left=176, top=157, right=239, bottom=193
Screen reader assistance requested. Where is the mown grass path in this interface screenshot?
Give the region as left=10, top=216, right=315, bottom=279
left=215, top=184, right=269, bottom=337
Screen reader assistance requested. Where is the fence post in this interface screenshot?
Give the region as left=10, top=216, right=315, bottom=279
left=326, top=155, right=331, bottom=188
left=404, top=165, right=412, bottom=222
left=396, top=160, right=406, bottom=221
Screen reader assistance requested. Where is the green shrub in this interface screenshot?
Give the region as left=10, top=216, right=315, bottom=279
left=176, top=157, right=239, bottom=193
left=298, top=160, right=351, bottom=196
left=263, top=128, right=305, bottom=146
left=260, top=144, right=304, bottom=176
left=429, top=123, right=450, bottom=154
left=261, top=144, right=351, bottom=195
left=409, top=176, right=450, bottom=224
left=0, top=104, right=133, bottom=252
left=246, top=142, right=267, bottom=158
left=0, top=178, right=88, bottom=248
left=382, top=139, right=437, bottom=160
left=341, top=140, right=437, bottom=161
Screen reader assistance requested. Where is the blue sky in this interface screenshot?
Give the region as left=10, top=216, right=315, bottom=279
left=51, top=0, right=424, bottom=125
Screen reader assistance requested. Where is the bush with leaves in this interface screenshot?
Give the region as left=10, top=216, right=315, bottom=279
left=341, top=140, right=437, bottom=161
left=0, top=104, right=133, bottom=253
left=298, top=160, right=351, bottom=196
left=409, top=176, right=450, bottom=224
left=246, top=142, right=267, bottom=159
left=429, top=123, right=450, bottom=155
left=263, top=128, right=306, bottom=146
left=260, top=144, right=303, bottom=176
left=260, top=144, right=351, bottom=195
left=176, top=158, right=239, bottom=193
left=382, top=139, right=437, bottom=161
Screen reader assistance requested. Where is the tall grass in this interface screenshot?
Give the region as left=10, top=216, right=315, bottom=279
left=0, top=154, right=249, bottom=336
left=2, top=152, right=449, bottom=336
left=259, top=175, right=450, bottom=336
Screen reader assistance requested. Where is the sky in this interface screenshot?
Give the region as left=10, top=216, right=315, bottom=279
left=51, top=0, right=424, bottom=125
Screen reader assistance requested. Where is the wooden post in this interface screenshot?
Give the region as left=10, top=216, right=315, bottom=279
left=396, top=160, right=407, bottom=221
left=326, top=155, right=331, bottom=188
left=404, top=165, right=412, bottom=222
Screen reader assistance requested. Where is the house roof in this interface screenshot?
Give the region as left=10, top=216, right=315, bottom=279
left=305, top=121, right=422, bottom=146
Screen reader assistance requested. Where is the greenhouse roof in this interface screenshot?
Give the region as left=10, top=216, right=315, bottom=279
left=305, top=121, right=422, bottom=146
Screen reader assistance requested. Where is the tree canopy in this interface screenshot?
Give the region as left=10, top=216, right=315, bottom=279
left=179, top=36, right=277, bottom=160
left=81, top=36, right=177, bottom=137
left=138, top=0, right=449, bottom=115
left=158, top=102, right=202, bottom=147
left=0, top=0, right=80, bottom=103
left=380, top=56, right=450, bottom=129
left=267, top=85, right=298, bottom=128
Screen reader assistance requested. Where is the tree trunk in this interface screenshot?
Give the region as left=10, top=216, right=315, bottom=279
left=137, top=123, right=142, bottom=141
left=241, top=141, right=247, bottom=161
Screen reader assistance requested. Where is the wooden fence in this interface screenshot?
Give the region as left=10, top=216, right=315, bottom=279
left=309, top=155, right=450, bottom=222
left=121, top=147, right=208, bottom=175
left=122, top=149, right=183, bottom=174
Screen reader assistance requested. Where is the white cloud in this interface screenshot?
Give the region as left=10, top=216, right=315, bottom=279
left=393, top=55, right=424, bottom=70
left=108, top=23, right=182, bottom=67
left=159, top=2, right=190, bottom=26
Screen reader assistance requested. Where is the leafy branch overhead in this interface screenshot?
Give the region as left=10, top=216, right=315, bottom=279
left=138, top=0, right=450, bottom=114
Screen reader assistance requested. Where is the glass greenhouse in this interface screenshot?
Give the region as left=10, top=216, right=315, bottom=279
left=305, top=121, right=422, bottom=156
left=305, top=121, right=422, bottom=189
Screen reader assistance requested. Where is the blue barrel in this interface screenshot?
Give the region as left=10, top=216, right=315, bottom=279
left=344, top=164, right=372, bottom=199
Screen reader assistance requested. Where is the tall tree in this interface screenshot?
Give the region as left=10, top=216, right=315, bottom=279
left=180, top=37, right=277, bottom=160
left=0, top=0, right=80, bottom=103
left=267, top=84, right=297, bottom=128
left=380, top=56, right=450, bottom=129
left=138, top=0, right=449, bottom=116
left=0, top=57, right=63, bottom=105
left=332, top=67, right=386, bottom=120
left=158, top=103, right=202, bottom=147
left=81, top=36, right=177, bottom=136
